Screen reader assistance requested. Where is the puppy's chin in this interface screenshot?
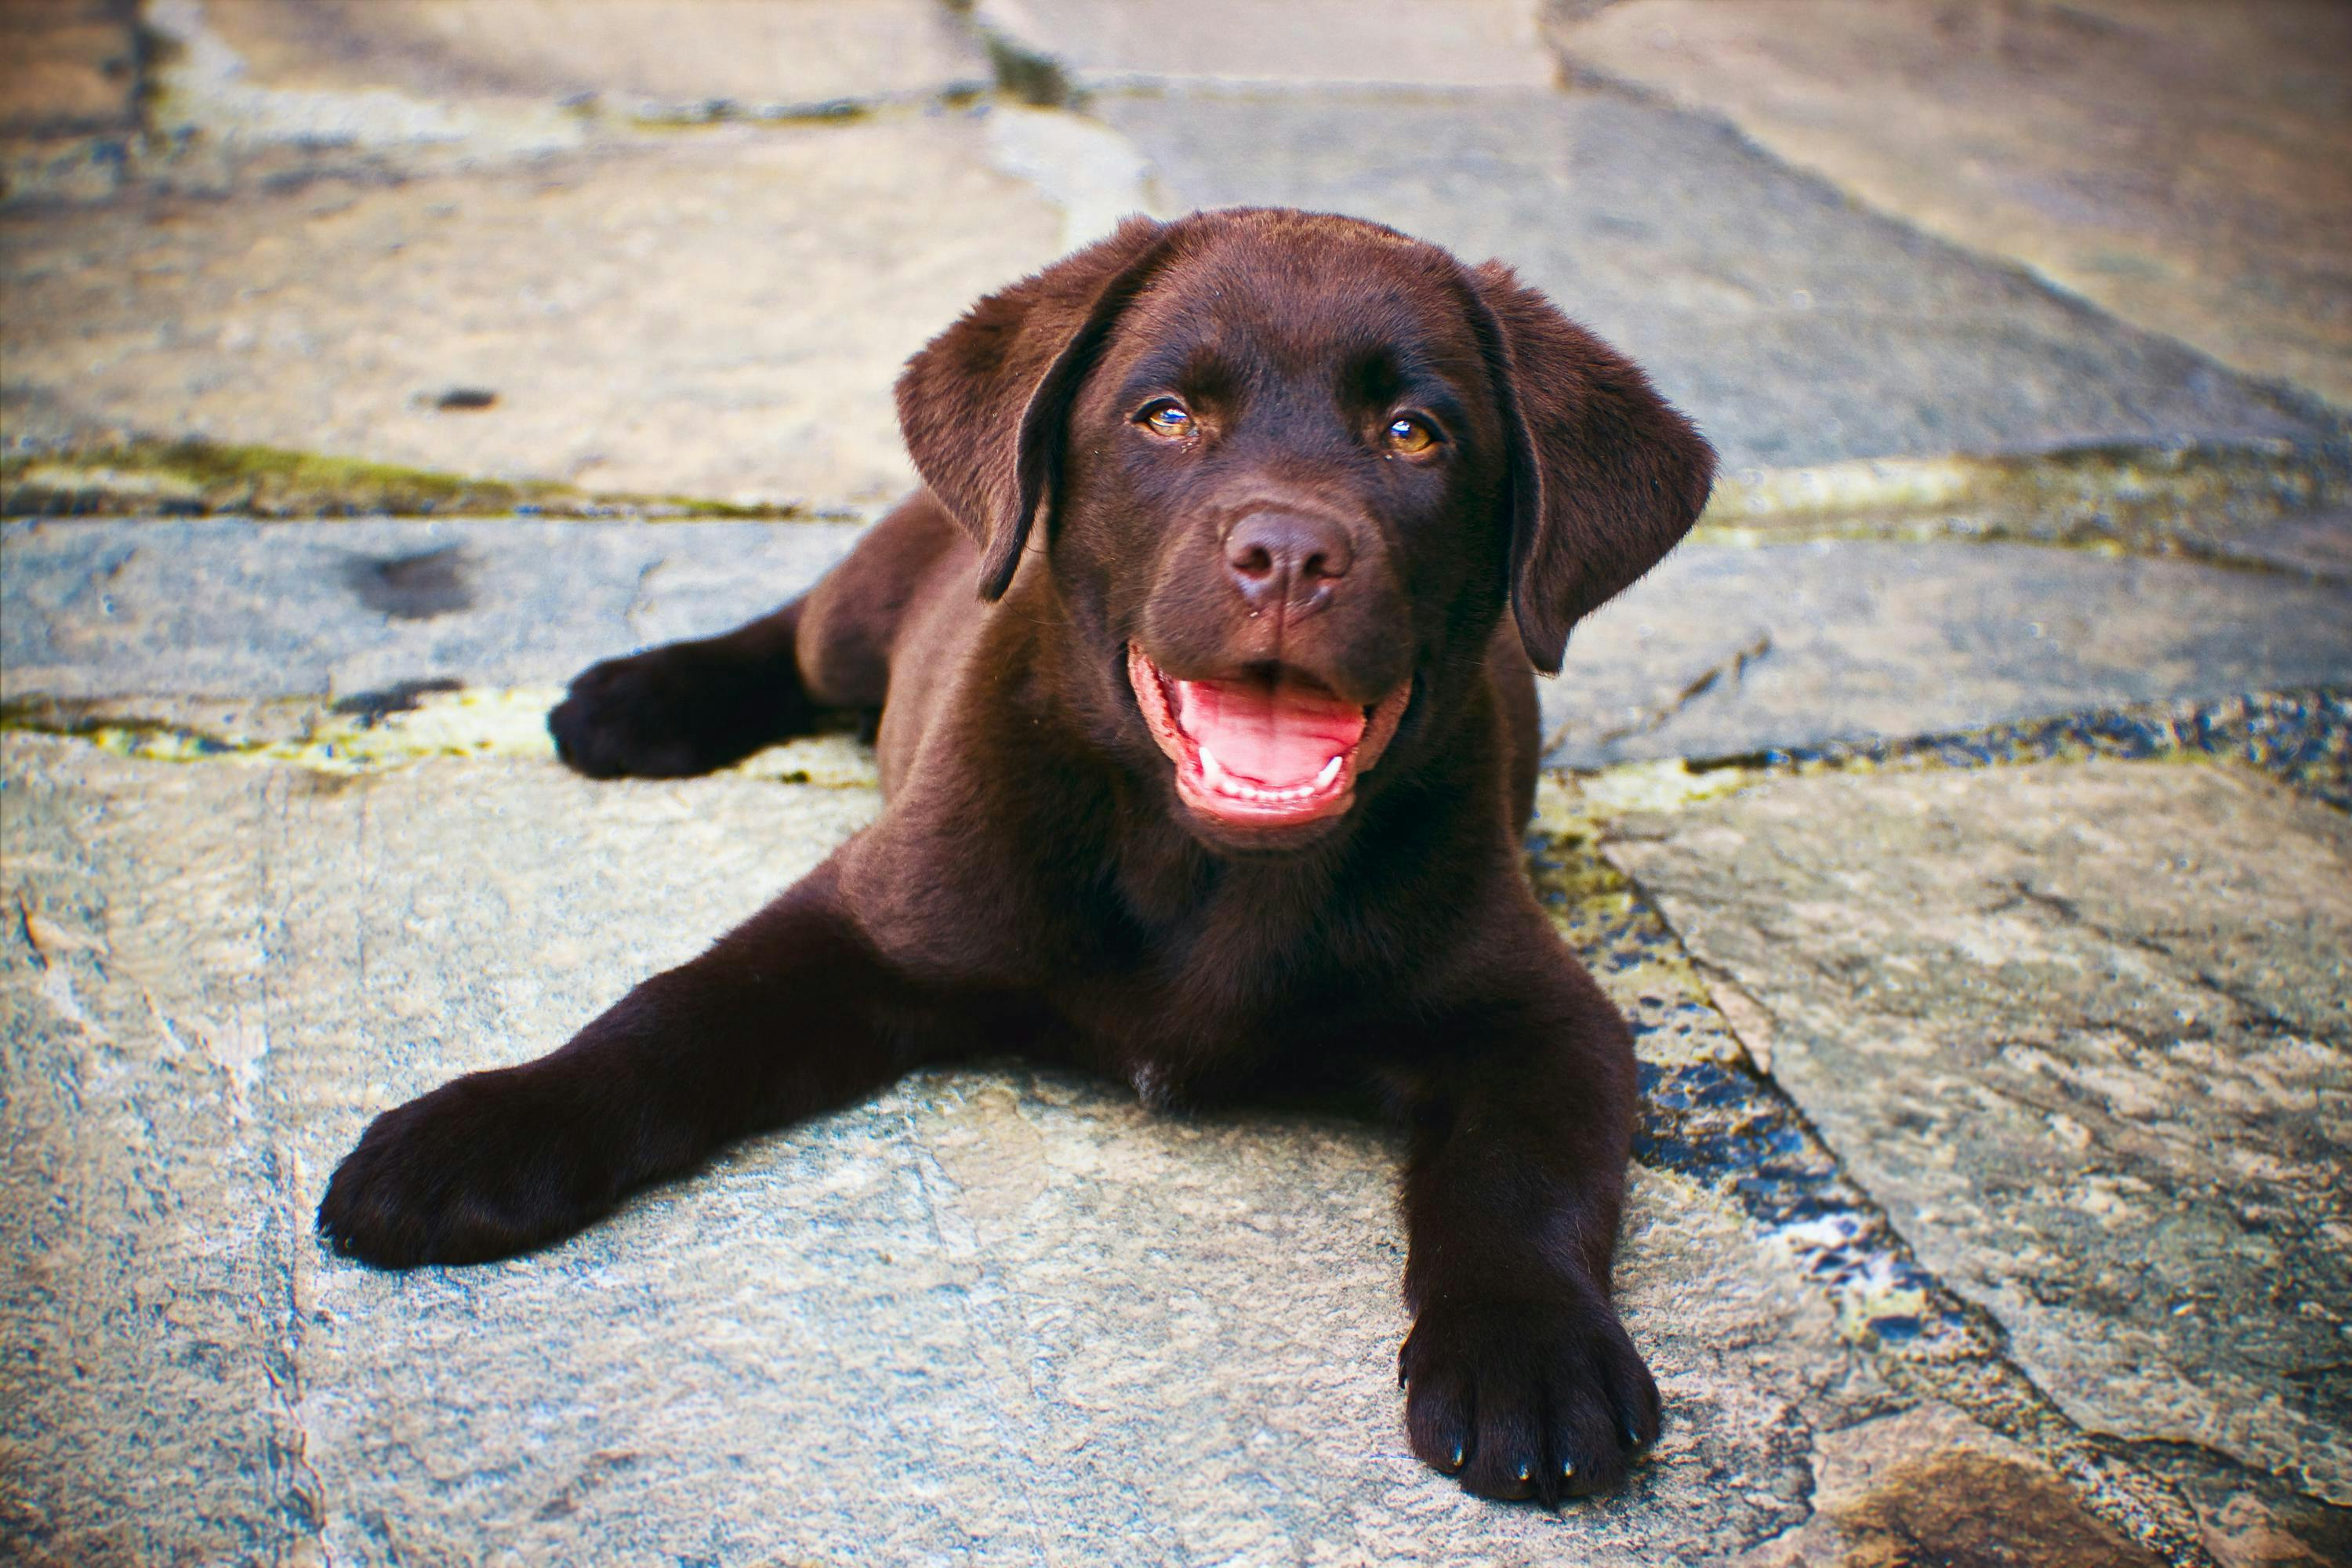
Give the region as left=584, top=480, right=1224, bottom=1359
left=1125, top=643, right=1410, bottom=851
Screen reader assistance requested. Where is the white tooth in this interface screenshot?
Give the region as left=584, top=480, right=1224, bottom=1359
left=1316, top=755, right=1344, bottom=789
left=1199, top=745, right=1229, bottom=789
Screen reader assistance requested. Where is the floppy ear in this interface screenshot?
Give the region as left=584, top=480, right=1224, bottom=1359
left=895, top=216, right=1175, bottom=599
left=1468, top=262, right=1715, bottom=674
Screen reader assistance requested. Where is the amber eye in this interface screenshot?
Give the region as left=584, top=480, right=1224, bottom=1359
left=1140, top=400, right=1193, bottom=439
left=1384, top=415, right=1438, bottom=456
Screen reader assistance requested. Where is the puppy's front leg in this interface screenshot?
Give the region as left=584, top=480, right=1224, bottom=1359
left=1395, top=975, right=1659, bottom=1504
left=318, top=861, right=927, bottom=1269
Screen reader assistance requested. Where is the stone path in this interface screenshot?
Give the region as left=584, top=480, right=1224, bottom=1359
left=3, top=4, right=2348, bottom=1566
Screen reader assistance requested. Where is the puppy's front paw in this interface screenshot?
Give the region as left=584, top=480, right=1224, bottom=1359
left=317, top=1069, right=605, bottom=1269
left=1399, top=1293, right=1660, bottom=1504
left=548, top=644, right=787, bottom=779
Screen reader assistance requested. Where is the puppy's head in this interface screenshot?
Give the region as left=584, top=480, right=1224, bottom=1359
left=898, top=209, right=1713, bottom=851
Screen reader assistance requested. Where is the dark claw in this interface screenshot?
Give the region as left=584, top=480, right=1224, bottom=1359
left=1402, top=1294, right=1657, bottom=1501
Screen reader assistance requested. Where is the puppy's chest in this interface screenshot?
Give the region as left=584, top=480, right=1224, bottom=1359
left=1059, top=878, right=1414, bottom=1087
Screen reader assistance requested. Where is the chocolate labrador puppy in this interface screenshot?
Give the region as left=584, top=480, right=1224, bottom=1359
left=318, top=207, right=1714, bottom=1504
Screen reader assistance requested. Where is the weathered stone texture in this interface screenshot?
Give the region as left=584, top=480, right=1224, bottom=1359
left=1604, top=760, right=2352, bottom=1504
left=0, top=733, right=1907, bottom=1563
left=13, top=523, right=2350, bottom=777
left=0, top=0, right=139, bottom=135
left=198, top=0, right=992, bottom=116
left=976, top=0, right=1556, bottom=90
left=1548, top=0, right=2352, bottom=408
left=0, top=517, right=862, bottom=702
left=1551, top=540, right=2352, bottom=767
left=0, top=121, right=1062, bottom=506
left=0, top=764, right=310, bottom=1564
left=0, top=0, right=141, bottom=204
left=1739, top=1403, right=2167, bottom=1568
left=1097, top=88, right=2332, bottom=472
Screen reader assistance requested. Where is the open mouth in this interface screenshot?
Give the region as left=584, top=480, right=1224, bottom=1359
left=1127, top=644, right=1410, bottom=830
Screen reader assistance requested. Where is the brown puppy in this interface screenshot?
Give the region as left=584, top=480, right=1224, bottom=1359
left=318, top=208, right=1715, bottom=1505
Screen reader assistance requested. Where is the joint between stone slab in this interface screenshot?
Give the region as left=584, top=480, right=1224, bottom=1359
left=15, top=433, right=2339, bottom=564
left=1534, top=41, right=2352, bottom=428
left=1694, top=438, right=2352, bottom=575
left=1552, top=687, right=2352, bottom=818
left=260, top=1138, right=332, bottom=1561
left=0, top=440, right=869, bottom=524
left=1545, top=632, right=1773, bottom=759
left=1574, top=829, right=2227, bottom=1565
left=0, top=687, right=889, bottom=789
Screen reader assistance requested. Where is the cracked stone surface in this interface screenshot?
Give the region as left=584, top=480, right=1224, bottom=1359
left=1555, top=539, right=2352, bottom=766
left=1548, top=0, right=2352, bottom=409
left=1602, top=760, right=2352, bottom=1505
left=14, top=519, right=2351, bottom=779
left=1096, top=86, right=2334, bottom=472
left=5, top=732, right=1903, bottom=1566
left=0, top=119, right=1063, bottom=507
left=6, top=4, right=2350, bottom=1562
left=13, top=521, right=2350, bottom=773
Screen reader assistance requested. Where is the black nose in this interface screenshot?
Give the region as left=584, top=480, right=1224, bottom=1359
left=1224, top=510, right=1354, bottom=615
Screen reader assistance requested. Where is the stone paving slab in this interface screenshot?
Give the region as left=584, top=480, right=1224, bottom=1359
left=13, top=57, right=2336, bottom=504
left=0, top=517, right=863, bottom=702
left=13, top=521, right=2352, bottom=780
left=977, top=0, right=1556, bottom=91
left=1602, top=759, right=2352, bottom=1507
left=1097, top=87, right=2332, bottom=472
left=197, top=0, right=992, bottom=120
left=4, top=732, right=1917, bottom=1566
left=1548, top=0, right=2352, bottom=409
left=0, top=118, right=1064, bottom=507
left=0, top=0, right=140, bottom=204
left=1555, top=539, right=2352, bottom=767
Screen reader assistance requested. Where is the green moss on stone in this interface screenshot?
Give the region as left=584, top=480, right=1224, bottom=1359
left=0, top=438, right=823, bottom=521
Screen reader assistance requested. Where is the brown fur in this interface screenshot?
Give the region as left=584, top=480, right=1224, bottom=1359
left=318, top=208, right=1715, bottom=1506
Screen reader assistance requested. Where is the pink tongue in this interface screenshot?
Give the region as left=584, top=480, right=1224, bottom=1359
left=1175, top=677, right=1366, bottom=786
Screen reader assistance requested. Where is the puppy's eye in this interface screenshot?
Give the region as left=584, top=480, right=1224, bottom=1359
left=1139, top=401, right=1194, bottom=440
left=1384, top=415, right=1438, bottom=456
